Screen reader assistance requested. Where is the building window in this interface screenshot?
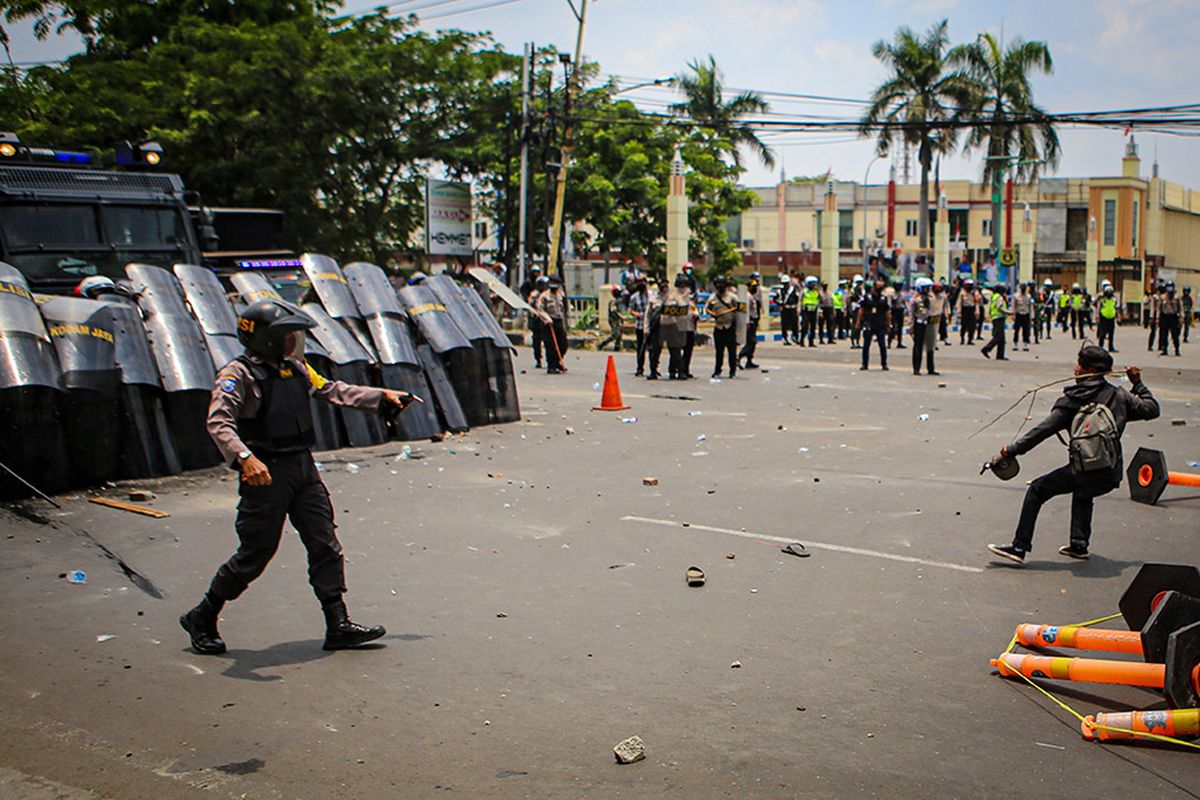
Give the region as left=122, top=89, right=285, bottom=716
left=1065, top=208, right=1088, bottom=251
left=839, top=217, right=854, bottom=249
left=1131, top=198, right=1139, bottom=252
left=1103, top=199, right=1116, bottom=246
left=905, top=219, right=917, bottom=237
left=981, top=218, right=993, bottom=238
left=475, top=221, right=489, bottom=241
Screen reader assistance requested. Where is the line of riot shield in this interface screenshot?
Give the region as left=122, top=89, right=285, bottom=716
left=39, top=296, right=123, bottom=486
left=302, top=302, right=386, bottom=448
left=0, top=262, right=69, bottom=500
left=300, top=254, right=377, bottom=361
left=125, top=264, right=221, bottom=470
left=457, top=286, right=521, bottom=424
left=96, top=296, right=182, bottom=479
left=417, top=344, right=469, bottom=434
left=174, top=263, right=242, bottom=370
left=344, top=262, right=439, bottom=440
left=230, top=272, right=340, bottom=452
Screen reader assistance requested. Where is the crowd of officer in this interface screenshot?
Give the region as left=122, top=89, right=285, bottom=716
left=516, top=261, right=1194, bottom=381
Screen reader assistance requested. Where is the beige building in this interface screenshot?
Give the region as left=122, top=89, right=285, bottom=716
left=730, top=140, right=1200, bottom=302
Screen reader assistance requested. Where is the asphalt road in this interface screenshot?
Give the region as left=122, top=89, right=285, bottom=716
left=2, top=324, right=1198, bottom=799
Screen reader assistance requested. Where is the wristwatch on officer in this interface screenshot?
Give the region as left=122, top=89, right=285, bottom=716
left=237, top=449, right=252, bottom=462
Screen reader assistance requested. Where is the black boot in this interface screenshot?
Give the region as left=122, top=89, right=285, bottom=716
left=322, top=600, right=386, bottom=651
left=180, top=595, right=227, bottom=655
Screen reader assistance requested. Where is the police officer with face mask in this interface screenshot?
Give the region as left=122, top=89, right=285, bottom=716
left=180, top=299, right=421, bottom=656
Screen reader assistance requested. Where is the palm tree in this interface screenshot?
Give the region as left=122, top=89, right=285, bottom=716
left=859, top=20, right=977, bottom=249
left=670, top=54, right=775, bottom=170
left=949, top=33, right=1059, bottom=253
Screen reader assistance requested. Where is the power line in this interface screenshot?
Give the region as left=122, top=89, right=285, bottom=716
left=420, top=0, right=529, bottom=21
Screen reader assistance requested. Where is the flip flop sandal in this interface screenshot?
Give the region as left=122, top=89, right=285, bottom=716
left=781, top=542, right=810, bottom=558
left=685, top=566, right=706, bottom=586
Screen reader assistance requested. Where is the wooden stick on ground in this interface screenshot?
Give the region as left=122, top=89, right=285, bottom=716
left=88, top=497, right=170, bottom=519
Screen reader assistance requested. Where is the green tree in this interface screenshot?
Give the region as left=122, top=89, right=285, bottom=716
left=950, top=31, right=1058, bottom=249
left=669, top=54, right=774, bottom=170
left=859, top=20, right=976, bottom=249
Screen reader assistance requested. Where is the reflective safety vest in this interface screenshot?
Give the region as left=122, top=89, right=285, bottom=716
left=832, top=290, right=844, bottom=310
left=801, top=289, right=820, bottom=310
left=1100, top=296, right=1117, bottom=319
left=1059, top=293, right=1070, bottom=309
left=1072, top=294, right=1083, bottom=310
left=990, top=293, right=1008, bottom=320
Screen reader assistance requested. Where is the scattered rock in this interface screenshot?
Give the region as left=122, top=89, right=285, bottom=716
left=1171, top=419, right=1187, bottom=426
left=730, top=660, right=742, bottom=669
left=642, top=477, right=659, bottom=486
left=726, top=552, right=736, bottom=560
left=613, top=736, right=646, bottom=764
left=681, top=522, right=691, bottom=527
left=430, top=433, right=446, bottom=442
left=487, top=472, right=504, bottom=478
left=128, top=489, right=156, bottom=502
left=565, top=427, right=575, bottom=435
left=496, top=612, right=508, bottom=618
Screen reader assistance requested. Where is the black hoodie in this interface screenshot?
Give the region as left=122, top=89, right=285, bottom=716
left=1009, top=376, right=1160, bottom=483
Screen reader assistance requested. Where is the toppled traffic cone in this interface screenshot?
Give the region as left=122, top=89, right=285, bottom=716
left=593, top=355, right=630, bottom=411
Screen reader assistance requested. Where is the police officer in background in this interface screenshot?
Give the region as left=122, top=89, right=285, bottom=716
left=1039, top=279, right=1055, bottom=341
left=1012, top=281, right=1033, bottom=351
left=705, top=275, right=739, bottom=378
left=857, top=276, right=891, bottom=371
left=1097, top=282, right=1119, bottom=352
left=800, top=275, right=820, bottom=347
left=956, top=278, right=980, bottom=345
left=1183, top=286, right=1194, bottom=343
left=181, top=300, right=421, bottom=655
left=909, top=277, right=938, bottom=376
left=527, top=275, right=549, bottom=369
left=739, top=276, right=764, bottom=370
left=535, top=275, right=569, bottom=373
left=1159, top=283, right=1183, bottom=357
left=779, top=274, right=801, bottom=345
left=980, top=282, right=1010, bottom=361
left=888, top=280, right=907, bottom=349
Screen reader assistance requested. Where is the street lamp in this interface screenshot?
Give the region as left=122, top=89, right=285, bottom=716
left=612, top=77, right=674, bottom=95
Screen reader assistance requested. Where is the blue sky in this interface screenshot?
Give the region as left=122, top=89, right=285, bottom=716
left=7, top=0, right=1200, bottom=188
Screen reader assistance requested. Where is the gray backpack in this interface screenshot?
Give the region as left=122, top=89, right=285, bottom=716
left=1068, top=396, right=1119, bottom=474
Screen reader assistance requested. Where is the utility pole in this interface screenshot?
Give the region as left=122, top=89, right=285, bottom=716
left=545, top=0, right=589, bottom=278
left=517, top=42, right=532, bottom=291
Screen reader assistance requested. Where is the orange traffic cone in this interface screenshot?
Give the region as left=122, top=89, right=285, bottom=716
left=593, top=355, right=630, bottom=411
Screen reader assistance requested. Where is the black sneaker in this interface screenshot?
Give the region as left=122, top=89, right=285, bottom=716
left=1058, top=544, right=1089, bottom=560
left=987, top=543, right=1026, bottom=565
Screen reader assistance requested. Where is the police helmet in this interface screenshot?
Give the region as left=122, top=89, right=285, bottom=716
left=536, top=275, right=550, bottom=286
left=804, top=275, right=818, bottom=285
left=964, top=278, right=975, bottom=286
left=1072, top=283, right=1081, bottom=291
left=408, top=271, right=427, bottom=285
left=749, top=272, right=762, bottom=281
left=610, top=286, right=623, bottom=298
left=75, top=275, right=117, bottom=299
left=1104, top=286, right=1114, bottom=295
left=1043, top=279, right=1053, bottom=287
left=547, top=275, right=562, bottom=287
left=237, top=299, right=315, bottom=359
left=914, top=277, right=933, bottom=290
left=852, top=274, right=864, bottom=283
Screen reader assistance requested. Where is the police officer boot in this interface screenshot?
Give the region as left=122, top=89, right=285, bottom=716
left=322, top=600, right=386, bottom=650
left=180, top=595, right=227, bottom=656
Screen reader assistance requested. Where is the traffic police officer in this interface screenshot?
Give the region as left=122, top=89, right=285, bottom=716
left=1097, top=283, right=1119, bottom=352
left=800, top=275, right=820, bottom=347
left=739, top=276, right=764, bottom=369
left=181, top=299, right=421, bottom=655
left=980, top=282, right=1010, bottom=361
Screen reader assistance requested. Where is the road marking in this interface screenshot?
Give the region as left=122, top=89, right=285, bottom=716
left=620, top=515, right=984, bottom=574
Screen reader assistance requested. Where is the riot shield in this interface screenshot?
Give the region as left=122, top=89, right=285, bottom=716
left=457, top=286, right=520, bottom=423
left=301, top=253, right=377, bottom=360
left=302, top=303, right=385, bottom=448
left=125, top=264, right=216, bottom=392
left=125, top=264, right=221, bottom=470
left=735, top=287, right=748, bottom=348
left=344, top=263, right=419, bottom=366
left=230, top=271, right=283, bottom=304
left=458, top=285, right=515, bottom=350
left=39, top=296, right=122, bottom=486
left=174, top=264, right=242, bottom=370
left=98, top=298, right=161, bottom=387
left=95, top=297, right=181, bottom=478
left=398, top=284, right=472, bottom=354
left=418, top=344, right=469, bottom=433
left=0, top=262, right=61, bottom=390
left=425, top=274, right=492, bottom=342
left=0, top=263, right=68, bottom=499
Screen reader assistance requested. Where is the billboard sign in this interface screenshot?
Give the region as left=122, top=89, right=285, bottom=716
left=426, top=179, right=473, bottom=256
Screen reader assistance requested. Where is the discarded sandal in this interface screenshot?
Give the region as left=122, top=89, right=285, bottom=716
left=685, top=566, right=706, bottom=586
left=781, top=542, right=810, bottom=558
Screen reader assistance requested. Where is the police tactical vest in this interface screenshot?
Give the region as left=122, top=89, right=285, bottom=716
left=802, top=289, right=819, bottom=309
left=1100, top=297, right=1117, bottom=319
left=991, top=294, right=1007, bottom=320
left=236, top=357, right=316, bottom=455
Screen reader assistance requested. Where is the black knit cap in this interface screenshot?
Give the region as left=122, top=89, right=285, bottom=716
left=1078, top=343, right=1113, bottom=373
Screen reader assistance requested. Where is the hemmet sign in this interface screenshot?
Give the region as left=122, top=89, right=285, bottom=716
left=426, top=179, right=473, bottom=256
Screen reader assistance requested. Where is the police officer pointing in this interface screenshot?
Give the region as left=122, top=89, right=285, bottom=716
left=180, top=299, right=421, bottom=655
